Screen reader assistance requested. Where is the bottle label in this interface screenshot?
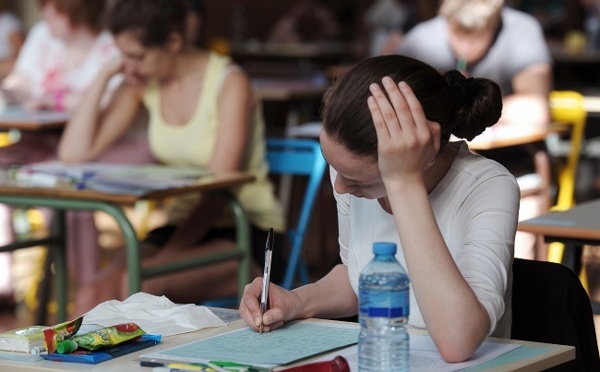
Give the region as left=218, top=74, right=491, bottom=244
left=359, top=289, right=409, bottom=317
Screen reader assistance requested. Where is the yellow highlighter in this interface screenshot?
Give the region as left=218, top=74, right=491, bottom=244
left=167, top=363, right=211, bottom=371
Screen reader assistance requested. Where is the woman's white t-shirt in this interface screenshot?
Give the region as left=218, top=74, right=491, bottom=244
left=333, top=141, right=520, bottom=338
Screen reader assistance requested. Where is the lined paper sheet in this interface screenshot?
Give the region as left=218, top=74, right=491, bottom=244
left=312, top=334, right=521, bottom=372
left=141, top=321, right=360, bottom=369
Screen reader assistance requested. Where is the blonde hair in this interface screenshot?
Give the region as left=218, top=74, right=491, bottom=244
left=439, top=0, right=504, bottom=31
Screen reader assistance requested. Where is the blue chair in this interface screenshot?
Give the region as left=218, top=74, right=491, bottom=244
left=202, top=137, right=327, bottom=307
left=266, top=138, right=327, bottom=289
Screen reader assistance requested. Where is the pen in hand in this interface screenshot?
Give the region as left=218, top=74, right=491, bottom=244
left=259, top=228, right=274, bottom=334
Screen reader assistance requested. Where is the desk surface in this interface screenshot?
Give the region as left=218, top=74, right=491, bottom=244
left=584, top=95, right=600, bottom=114
left=0, top=317, right=575, bottom=372
left=466, top=125, right=552, bottom=151
left=518, top=198, right=600, bottom=241
left=232, top=41, right=354, bottom=60
left=251, top=77, right=328, bottom=101
left=0, top=171, right=255, bottom=205
left=0, top=106, right=69, bottom=131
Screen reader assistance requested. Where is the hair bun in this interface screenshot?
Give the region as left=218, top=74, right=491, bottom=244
left=444, top=70, right=474, bottom=110
left=443, top=70, right=502, bottom=141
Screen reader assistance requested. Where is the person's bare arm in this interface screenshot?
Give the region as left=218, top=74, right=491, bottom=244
left=58, top=60, right=142, bottom=162
left=0, top=30, right=24, bottom=77
left=369, top=78, right=492, bottom=362
left=500, top=63, right=552, bottom=129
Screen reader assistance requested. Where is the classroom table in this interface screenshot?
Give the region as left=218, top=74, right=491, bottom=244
left=518, top=198, right=600, bottom=269
left=232, top=41, right=355, bottom=65
left=466, top=125, right=554, bottom=151
left=0, top=169, right=255, bottom=322
left=0, top=106, right=69, bottom=131
left=0, top=317, right=575, bottom=372
left=467, top=124, right=557, bottom=201
left=251, top=75, right=328, bottom=134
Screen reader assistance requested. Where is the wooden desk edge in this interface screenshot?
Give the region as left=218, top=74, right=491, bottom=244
left=518, top=221, right=600, bottom=242
left=0, top=172, right=256, bottom=205
left=0, top=121, right=66, bottom=131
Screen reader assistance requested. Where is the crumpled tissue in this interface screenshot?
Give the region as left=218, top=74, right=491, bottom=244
left=81, top=292, right=226, bottom=337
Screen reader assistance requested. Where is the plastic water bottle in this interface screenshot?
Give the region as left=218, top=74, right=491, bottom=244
left=358, top=242, right=410, bottom=371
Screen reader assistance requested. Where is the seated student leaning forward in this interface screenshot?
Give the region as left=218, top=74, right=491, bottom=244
left=239, top=55, right=520, bottom=363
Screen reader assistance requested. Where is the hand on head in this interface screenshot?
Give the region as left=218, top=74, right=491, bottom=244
left=239, top=277, right=302, bottom=332
left=367, top=77, right=441, bottom=186
left=102, top=56, right=125, bottom=77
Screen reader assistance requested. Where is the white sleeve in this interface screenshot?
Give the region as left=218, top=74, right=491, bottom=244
left=14, top=22, right=44, bottom=75
left=457, top=172, right=520, bottom=335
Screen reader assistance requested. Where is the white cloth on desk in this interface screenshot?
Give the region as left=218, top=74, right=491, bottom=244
left=82, top=292, right=226, bottom=337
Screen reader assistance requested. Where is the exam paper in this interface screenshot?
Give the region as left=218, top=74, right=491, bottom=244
left=140, top=320, right=360, bottom=370
left=312, top=334, right=521, bottom=371
left=82, top=292, right=226, bottom=337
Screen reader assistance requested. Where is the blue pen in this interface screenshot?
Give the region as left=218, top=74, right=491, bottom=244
left=74, top=171, right=95, bottom=190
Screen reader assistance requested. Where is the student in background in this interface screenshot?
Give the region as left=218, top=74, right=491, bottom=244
left=0, top=0, right=23, bottom=311
left=0, top=0, right=24, bottom=78
left=362, top=0, right=417, bottom=56
left=58, top=0, right=285, bottom=314
left=2, top=0, right=119, bottom=113
left=0, top=0, right=153, bottom=308
left=396, top=0, right=552, bottom=260
left=268, top=0, right=341, bottom=43
left=240, top=54, right=520, bottom=362
left=185, top=0, right=205, bottom=48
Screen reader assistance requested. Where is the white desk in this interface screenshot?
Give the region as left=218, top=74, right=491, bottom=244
left=0, top=317, right=575, bottom=372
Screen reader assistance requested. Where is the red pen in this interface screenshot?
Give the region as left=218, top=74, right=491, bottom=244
left=279, top=356, right=350, bottom=372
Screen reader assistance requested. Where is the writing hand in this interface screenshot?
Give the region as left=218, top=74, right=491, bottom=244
left=239, top=277, right=300, bottom=333
left=367, top=77, right=441, bottom=186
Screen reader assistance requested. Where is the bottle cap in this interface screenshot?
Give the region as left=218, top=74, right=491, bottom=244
left=373, top=242, right=396, bottom=255
left=30, top=346, right=44, bottom=355
left=56, top=339, right=78, bottom=354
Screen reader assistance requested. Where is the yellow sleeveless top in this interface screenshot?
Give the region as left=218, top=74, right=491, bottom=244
left=144, top=52, right=284, bottom=232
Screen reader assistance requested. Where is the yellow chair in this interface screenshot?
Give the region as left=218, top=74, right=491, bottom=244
left=547, top=90, right=588, bottom=288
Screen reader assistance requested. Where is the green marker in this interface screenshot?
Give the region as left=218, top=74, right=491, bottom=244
left=209, top=360, right=271, bottom=372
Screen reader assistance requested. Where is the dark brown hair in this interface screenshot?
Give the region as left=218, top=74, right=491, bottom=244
left=39, top=0, right=106, bottom=32
left=108, top=0, right=186, bottom=47
left=322, top=55, right=502, bottom=157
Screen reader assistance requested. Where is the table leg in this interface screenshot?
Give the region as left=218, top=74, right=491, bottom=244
left=94, top=203, right=140, bottom=294
left=228, top=194, right=251, bottom=301
left=48, top=210, right=67, bottom=322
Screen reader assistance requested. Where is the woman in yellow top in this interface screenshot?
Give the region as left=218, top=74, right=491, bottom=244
left=58, top=0, right=285, bottom=314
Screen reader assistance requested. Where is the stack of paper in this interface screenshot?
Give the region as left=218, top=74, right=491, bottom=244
left=0, top=325, right=46, bottom=353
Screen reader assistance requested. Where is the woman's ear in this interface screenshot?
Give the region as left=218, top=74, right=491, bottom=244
left=428, top=120, right=442, bottom=153
left=166, top=31, right=184, bottom=53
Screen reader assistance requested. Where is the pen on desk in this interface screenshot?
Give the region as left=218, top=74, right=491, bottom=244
left=144, top=361, right=227, bottom=372
left=259, top=227, right=274, bottom=335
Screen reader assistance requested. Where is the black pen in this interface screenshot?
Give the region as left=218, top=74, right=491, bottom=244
left=259, top=228, right=274, bottom=335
